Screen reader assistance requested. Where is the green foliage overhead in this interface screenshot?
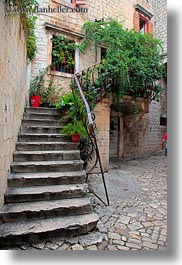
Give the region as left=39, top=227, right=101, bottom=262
left=78, top=19, right=164, bottom=102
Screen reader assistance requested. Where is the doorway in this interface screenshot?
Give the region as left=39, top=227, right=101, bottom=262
left=109, top=111, right=124, bottom=158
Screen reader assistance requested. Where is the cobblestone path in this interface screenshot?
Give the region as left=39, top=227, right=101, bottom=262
left=12, top=155, right=167, bottom=250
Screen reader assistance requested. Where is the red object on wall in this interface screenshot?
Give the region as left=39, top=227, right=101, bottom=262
left=134, top=11, right=140, bottom=32
left=30, top=96, right=41, bottom=107
left=147, top=20, right=153, bottom=35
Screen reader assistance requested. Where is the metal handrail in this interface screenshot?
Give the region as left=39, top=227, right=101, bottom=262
left=74, top=72, right=109, bottom=206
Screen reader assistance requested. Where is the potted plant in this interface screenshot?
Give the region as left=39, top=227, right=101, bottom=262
left=61, top=119, right=87, bottom=142
left=48, top=89, right=60, bottom=108
left=40, top=79, right=57, bottom=107
left=29, top=69, right=46, bottom=107
left=29, top=84, right=42, bottom=108
left=56, top=92, right=74, bottom=115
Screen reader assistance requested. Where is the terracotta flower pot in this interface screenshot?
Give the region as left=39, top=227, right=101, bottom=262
left=62, top=110, right=69, bottom=116
left=71, top=134, right=80, bottom=142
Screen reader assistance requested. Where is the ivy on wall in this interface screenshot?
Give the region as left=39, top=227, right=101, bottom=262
left=5, top=0, right=38, bottom=61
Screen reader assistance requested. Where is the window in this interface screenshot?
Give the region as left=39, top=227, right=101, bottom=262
left=139, top=17, right=148, bottom=34
left=160, top=117, right=167, bottom=126
left=101, top=47, right=106, bottom=61
left=52, top=35, right=75, bottom=74
left=134, top=5, right=153, bottom=35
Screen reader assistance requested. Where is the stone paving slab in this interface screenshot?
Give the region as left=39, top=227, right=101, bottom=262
left=4, top=155, right=167, bottom=251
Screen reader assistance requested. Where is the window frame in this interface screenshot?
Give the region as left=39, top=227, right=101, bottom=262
left=134, top=4, right=154, bottom=35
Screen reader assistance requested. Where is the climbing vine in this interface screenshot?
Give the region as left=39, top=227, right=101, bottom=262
left=5, top=0, right=38, bottom=61
left=78, top=19, right=164, bottom=103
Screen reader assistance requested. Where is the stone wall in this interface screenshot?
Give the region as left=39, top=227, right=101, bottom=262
left=153, top=0, right=167, bottom=135
left=0, top=2, right=28, bottom=207
left=93, top=98, right=110, bottom=172
left=151, top=0, right=167, bottom=57
left=123, top=113, right=150, bottom=159
left=150, top=0, right=167, bottom=150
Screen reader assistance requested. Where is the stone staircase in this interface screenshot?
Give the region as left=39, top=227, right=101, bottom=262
left=0, top=107, right=99, bottom=248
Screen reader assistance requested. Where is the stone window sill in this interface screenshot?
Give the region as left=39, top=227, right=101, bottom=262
left=48, top=70, right=74, bottom=78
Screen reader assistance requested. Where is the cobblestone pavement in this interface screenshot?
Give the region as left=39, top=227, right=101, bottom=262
left=12, top=154, right=167, bottom=251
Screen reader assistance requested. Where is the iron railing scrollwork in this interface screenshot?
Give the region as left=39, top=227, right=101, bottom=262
left=74, top=72, right=109, bottom=206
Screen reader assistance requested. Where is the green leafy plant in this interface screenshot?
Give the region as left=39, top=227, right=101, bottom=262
left=78, top=19, right=164, bottom=104
left=29, top=68, right=46, bottom=96
left=52, top=35, right=76, bottom=73
left=60, top=85, right=88, bottom=139
left=61, top=120, right=87, bottom=138
left=83, top=192, right=90, bottom=198
left=41, top=77, right=57, bottom=104
left=30, top=68, right=59, bottom=107
left=56, top=92, right=74, bottom=113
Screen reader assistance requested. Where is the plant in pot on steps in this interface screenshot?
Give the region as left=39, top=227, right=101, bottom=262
left=61, top=118, right=87, bottom=142
left=61, top=89, right=87, bottom=142
left=40, top=78, right=57, bottom=107
left=55, top=92, right=74, bottom=116
left=29, top=68, right=46, bottom=107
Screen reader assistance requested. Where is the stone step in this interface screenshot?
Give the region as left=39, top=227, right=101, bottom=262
left=0, top=213, right=99, bottom=248
left=11, top=160, right=84, bottom=173
left=16, top=142, right=79, bottom=151
left=20, top=125, right=63, bottom=134
left=13, top=150, right=80, bottom=162
left=24, top=112, right=60, bottom=120
left=5, top=184, right=87, bottom=203
left=22, top=119, right=62, bottom=126
left=18, top=133, right=69, bottom=142
left=0, top=198, right=92, bottom=222
left=8, top=171, right=86, bottom=187
left=25, top=107, right=58, bottom=114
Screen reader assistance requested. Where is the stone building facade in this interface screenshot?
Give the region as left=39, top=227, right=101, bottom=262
left=31, top=0, right=167, bottom=171
left=149, top=0, right=167, bottom=153
left=0, top=2, right=29, bottom=207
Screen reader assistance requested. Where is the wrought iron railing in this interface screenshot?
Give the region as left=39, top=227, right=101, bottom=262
left=75, top=64, right=113, bottom=104
left=74, top=69, right=110, bottom=206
